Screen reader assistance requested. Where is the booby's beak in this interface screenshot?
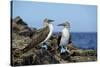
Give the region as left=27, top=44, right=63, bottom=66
left=44, top=18, right=54, bottom=24
left=57, top=23, right=65, bottom=26
left=48, top=20, right=54, bottom=23
left=57, top=22, right=70, bottom=28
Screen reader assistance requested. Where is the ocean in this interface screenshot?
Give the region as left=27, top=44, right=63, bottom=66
left=54, top=32, right=97, bottom=50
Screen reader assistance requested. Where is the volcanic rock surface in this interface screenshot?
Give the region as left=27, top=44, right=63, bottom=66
left=11, top=16, right=97, bottom=66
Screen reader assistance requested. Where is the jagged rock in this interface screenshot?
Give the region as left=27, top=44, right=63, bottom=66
left=12, top=48, right=59, bottom=66
left=12, top=16, right=28, bottom=32
left=49, top=36, right=58, bottom=54
left=13, top=16, right=27, bottom=25
left=34, top=49, right=59, bottom=64
left=70, top=56, right=97, bottom=62
left=11, top=16, right=97, bottom=66
left=12, top=32, right=32, bottom=50
left=71, top=49, right=97, bottom=56
left=12, top=16, right=36, bottom=37
left=67, top=43, right=79, bottom=51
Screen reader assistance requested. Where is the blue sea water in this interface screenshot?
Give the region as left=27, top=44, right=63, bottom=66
left=71, top=32, right=97, bottom=50
left=54, top=32, right=97, bottom=50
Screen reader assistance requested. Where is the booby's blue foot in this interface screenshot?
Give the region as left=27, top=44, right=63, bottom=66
left=60, top=47, right=70, bottom=55
left=41, top=42, right=48, bottom=50
left=60, top=47, right=66, bottom=53
left=41, top=44, right=48, bottom=50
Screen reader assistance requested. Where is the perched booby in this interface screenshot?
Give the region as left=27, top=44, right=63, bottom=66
left=57, top=22, right=71, bottom=54
left=22, top=18, right=54, bottom=53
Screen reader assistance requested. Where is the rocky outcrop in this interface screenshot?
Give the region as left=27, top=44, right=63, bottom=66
left=11, top=16, right=97, bottom=66
left=12, top=16, right=36, bottom=37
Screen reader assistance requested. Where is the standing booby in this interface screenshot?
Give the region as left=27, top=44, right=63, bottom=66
left=22, top=18, right=54, bottom=53
left=57, top=22, right=71, bottom=54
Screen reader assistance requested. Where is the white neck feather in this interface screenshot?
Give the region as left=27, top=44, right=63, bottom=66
left=59, top=27, right=70, bottom=47
left=41, top=23, right=53, bottom=44
left=62, top=27, right=69, bottom=37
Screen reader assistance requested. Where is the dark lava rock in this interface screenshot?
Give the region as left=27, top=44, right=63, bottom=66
left=34, top=49, right=59, bottom=65
left=12, top=16, right=35, bottom=37
left=11, top=16, right=97, bottom=66
left=12, top=48, right=59, bottom=66
left=60, top=51, right=71, bottom=60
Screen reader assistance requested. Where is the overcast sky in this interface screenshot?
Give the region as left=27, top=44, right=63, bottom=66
left=12, top=1, right=97, bottom=32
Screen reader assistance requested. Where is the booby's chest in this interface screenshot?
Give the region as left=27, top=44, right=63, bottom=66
left=60, top=28, right=70, bottom=45
left=62, top=28, right=70, bottom=38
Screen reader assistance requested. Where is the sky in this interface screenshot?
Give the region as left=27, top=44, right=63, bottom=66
left=12, top=1, right=97, bottom=32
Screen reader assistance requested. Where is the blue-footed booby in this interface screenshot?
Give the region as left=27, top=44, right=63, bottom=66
left=22, top=18, right=54, bottom=53
left=57, top=22, right=70, bottom=54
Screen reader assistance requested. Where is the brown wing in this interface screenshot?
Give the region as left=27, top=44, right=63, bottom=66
left=22, top=26, right=50, bottom=53
left=58, top=35, right=61, bottom=46
left=57, top=33, right=62, bottom=52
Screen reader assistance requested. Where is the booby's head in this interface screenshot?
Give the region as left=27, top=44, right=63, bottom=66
left=57, top=21, right=70, bottom=28
left=43, top=18, right=54, bottom=27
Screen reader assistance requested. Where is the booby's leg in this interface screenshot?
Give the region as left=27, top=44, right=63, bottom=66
left=60, top=46, right=66, bottom=53
left=60, top=45, right=70, bottom=54
left=65, top=47, right=70, bottom=53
